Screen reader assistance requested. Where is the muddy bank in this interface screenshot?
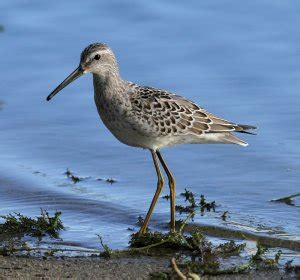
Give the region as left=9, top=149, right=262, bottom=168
left=0, top=255, right=298, bottom=280
left=0, top=255, right=168, bottom=280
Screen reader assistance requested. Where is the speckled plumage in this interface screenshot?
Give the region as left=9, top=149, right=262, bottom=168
left=126, top=83, right=254, bottom=137
left=89, top=46, right=256, bottom=150
left=47, top=42, right=256, bottom=233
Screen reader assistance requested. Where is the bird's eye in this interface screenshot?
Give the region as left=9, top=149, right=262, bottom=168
left=94, top=54, right=101, bottom=60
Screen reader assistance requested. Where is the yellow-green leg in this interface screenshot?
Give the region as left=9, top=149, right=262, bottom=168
left=156, top=150, right=176, bottom=232
left=139, top=149, right=164, bottom=234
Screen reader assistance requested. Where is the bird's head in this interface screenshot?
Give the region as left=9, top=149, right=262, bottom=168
left=46, top=42, right=118, bottom=101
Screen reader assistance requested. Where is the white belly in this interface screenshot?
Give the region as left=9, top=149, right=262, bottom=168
left=98, top=112, right=233, bottom=150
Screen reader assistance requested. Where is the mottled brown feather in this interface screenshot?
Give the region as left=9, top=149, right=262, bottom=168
left=128, top=84, right=255, bottom=137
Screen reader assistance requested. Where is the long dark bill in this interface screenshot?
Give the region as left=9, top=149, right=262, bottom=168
left=46, top=66, right=84, bottom=101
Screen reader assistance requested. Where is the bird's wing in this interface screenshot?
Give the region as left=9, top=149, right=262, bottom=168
left=128, top=84, right=256, bottom=137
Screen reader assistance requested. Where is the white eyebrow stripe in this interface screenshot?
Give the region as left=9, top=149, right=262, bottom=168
left=92, top=49, right=113, bottom=56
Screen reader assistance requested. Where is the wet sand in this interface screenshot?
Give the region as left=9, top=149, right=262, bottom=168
left=0, top=255, right=169, bottom=280
left=0, top=255, right=298, bottom=280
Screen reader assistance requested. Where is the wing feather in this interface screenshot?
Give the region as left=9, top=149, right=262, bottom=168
left=128, top=84, right=256, bottom=137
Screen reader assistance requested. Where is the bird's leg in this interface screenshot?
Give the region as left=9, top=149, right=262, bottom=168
left=139, top=150, right=164, bottom=234
left=156, top=151, right=176, bottom=233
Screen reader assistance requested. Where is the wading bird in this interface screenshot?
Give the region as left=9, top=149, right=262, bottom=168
left=47, top=43, right=256, bottom=234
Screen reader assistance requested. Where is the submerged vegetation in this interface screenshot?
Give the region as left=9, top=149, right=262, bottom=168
left=65, top=168, right=81, bottom=183
left=221, top=211, right=229, bottom=221
left=0, top=187, right=297, bottom=278
left=65, top=168, right=117, bottom=184
left=105, top=178, right=117, bottom=184
left=175, top=189, right=216, bottom=215
left=271, top=193, right=300, bottom=206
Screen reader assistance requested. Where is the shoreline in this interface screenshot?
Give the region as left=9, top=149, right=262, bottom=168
left=0, top=254, right=298, bottom=280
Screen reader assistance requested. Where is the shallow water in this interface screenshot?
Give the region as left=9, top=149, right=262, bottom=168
left=0, top=0, right=299, bottom=259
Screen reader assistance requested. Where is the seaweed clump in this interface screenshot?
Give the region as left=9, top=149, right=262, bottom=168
left=129, top=196, right=284, bottom=279
left=175, top=189, right=216, bottom=215
left=130, top=226, right=252, bottom=277
left=129, top=213, right=252, bottom=277
left=146, top=238, right=283, bottom=278
left=221, top=211, right=229, bottom=221
left=65, top=168, right=81, bottom=183
left=271, top=193, right=300, bottom=206
left=250, top=244, right=281, bottom=269
left=0, top=209, right=64, bottom=238
left=285, top=260, right=300, bottom=275
left=0, top=238, right=31, bottom=256
left=105, top=178, right=117, bottom=184
left=130, top=230, right=206, bottom=252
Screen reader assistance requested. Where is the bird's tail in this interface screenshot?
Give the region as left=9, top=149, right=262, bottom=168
left=220, top=133, right=249, bottom=147
left=221, top=124, right=256, bottom=147
left=236, top=124, right=257, bottom=135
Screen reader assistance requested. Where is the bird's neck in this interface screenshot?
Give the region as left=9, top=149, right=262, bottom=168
left=93, top=69, right=123, bottom=93
left=93, top=70, right=127, bottom=110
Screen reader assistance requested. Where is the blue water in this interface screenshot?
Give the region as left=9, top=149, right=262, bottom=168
left=0, top=0, right=299, bottom=254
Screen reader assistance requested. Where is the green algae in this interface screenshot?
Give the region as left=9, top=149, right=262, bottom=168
left=0, top=209, right=64, bottom=238
left=97, top=235, right=113, bottom=259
